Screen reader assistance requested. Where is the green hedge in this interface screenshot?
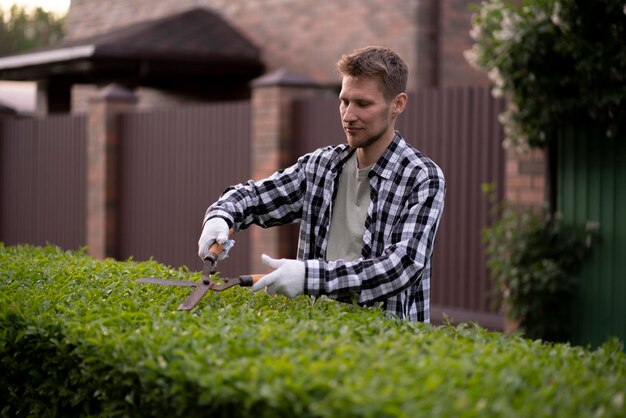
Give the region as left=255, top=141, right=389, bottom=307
left=1, top=244, right=625, bottom=417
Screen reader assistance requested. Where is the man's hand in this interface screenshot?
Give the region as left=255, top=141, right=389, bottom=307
left=198, top=218, right=230, bottom=260
left=251, top=254, right=305, bottom=298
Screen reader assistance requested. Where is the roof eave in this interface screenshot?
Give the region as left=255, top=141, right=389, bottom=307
left=0, top=45, right=96, bottom=71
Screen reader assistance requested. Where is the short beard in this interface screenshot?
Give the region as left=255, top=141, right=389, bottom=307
left=348, top=123, right=388, bottom=149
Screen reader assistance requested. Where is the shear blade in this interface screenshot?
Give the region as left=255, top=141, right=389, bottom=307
left=177, top=284, right=212, bottom=311
left=136, top=277, right=199, bottom=287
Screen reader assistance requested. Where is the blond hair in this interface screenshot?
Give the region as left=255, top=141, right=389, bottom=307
left=337, top=46, right=408, bottom=100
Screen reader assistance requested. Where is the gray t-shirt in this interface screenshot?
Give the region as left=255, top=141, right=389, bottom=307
left=326, top=152, right=373, bottom=261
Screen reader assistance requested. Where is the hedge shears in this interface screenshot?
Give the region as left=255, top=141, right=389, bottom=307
left=136, top=237, right=263, bottom=310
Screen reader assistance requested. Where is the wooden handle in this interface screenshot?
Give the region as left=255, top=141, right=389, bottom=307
left=205, top=228, right=235, bottom=263
left=239, top=274, right=265, bottom=286
left=250, top=274, right=264, bottom=284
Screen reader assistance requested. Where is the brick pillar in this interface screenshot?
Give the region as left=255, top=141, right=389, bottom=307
left=415, top=0, right=440, bottom=88
left=505, top=148, right=546, bottom=208
left=249, top=69, right=319, bottom=273
left=86, top=84, right=137, bottom=260
left=503, top=147, right=546, bottom=334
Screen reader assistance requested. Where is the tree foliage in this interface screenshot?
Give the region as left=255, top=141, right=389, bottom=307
left=466, top=0, right=626, bottom=151
left=0, top=5, right=66, bottom=57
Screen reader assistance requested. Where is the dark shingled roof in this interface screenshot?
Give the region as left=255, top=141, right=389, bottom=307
left=0, top=8, right=264, bottom=85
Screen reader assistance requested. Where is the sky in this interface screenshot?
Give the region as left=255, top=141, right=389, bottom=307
left=0, top=1, right=70, bottom=111
left=0, top=0, right=70, bottom=15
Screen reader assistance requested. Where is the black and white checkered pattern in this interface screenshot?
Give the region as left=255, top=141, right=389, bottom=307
left=205, top=133, right=445, bottom=322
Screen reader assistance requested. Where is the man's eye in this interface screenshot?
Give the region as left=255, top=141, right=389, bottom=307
left=340, top=100, right=369, bottom=108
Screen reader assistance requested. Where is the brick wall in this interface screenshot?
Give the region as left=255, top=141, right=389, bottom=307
left=439, top=0, right=489, bottom=87
left=68, top=0, right=418, bottom=88
left=67, top=0, right=485, bottom=90
left=505, top=148, right=546, bottom=207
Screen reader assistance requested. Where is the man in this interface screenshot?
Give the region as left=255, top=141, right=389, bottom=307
left=198, top=46, right=445, bottom=322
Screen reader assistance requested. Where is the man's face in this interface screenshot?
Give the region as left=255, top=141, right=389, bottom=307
left=339, top=75, right=395, bottom=150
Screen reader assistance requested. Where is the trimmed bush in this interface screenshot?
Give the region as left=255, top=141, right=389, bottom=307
left=1, top=244, right=625, bottom=417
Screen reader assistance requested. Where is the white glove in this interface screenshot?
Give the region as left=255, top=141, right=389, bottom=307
left=251, top=254, right=305, bottom=298
left=197, top=218, right=231, bottom=260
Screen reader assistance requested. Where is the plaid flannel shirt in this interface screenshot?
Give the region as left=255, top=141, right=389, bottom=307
left=205, top=132, right=445, bottom=322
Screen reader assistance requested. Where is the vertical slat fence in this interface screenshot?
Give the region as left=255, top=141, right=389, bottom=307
left=1, top=115, right=86, bottom=250
left=117, top=103, right=252, bottom=276
left=558, top=124, right=626, bottom=347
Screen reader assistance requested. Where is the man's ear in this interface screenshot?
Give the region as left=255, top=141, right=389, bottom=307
left=392, top=92, right=408, bottom=115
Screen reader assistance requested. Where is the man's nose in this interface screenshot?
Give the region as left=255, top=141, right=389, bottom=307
left=342, top=106, right=357, bottom=122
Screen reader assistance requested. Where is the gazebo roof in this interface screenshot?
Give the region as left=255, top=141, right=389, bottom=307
left=0, top=8, right=264, bottom=86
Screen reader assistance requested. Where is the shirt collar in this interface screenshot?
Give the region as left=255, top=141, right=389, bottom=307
left=369, top=132, right=404, bottom=180
left=330, top=144, right=356, bottom=174
left=330, top=132, right=405, bottom=180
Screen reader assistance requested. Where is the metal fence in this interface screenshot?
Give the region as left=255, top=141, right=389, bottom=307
left=117, top=103, right=252, bottom=276
left=1, top=115, right=87, bottom=250
left=558, top=124, right=626, bottom=347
